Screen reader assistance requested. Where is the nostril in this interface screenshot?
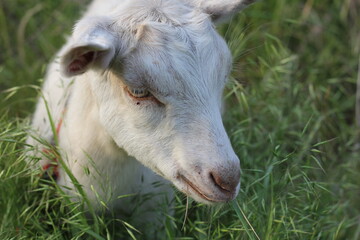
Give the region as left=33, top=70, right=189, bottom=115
left=209, top=171, right=238, bottom=193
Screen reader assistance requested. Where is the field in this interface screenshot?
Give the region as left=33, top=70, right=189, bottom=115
left=1, top=0, right=360, bottom=239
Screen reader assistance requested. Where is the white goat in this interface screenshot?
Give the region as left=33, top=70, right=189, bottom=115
left=28, top=0, right=255, bottom=230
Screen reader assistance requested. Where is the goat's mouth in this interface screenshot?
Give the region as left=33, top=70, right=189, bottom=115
left=178, top=174, right=229, bottom=203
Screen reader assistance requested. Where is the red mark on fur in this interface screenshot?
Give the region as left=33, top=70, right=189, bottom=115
left=41, top=110, right=65, bottom=181
left=56, top=117, right=63, bottom=135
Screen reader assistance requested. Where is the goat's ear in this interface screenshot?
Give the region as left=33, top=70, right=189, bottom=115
left=197, top=0, right=257, bottom=24
left=61, top=17, right=117, bottom=77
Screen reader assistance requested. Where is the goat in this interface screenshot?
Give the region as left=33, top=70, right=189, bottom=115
left=27, top=0, right=255, bottom=232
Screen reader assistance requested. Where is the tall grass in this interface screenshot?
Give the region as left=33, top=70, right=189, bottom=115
left=1, top=0, right=360, bottom=239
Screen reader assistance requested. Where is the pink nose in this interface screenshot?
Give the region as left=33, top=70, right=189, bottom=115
left=209, top=168, right=240, bottom=196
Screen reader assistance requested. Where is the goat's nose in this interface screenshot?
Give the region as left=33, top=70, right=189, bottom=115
left=209, top=169, right=240, bottom=194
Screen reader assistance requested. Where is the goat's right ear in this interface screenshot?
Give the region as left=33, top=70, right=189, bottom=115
left=61, top=17, right=117, bottom=77
left=195, top=0, right=257, bottom=24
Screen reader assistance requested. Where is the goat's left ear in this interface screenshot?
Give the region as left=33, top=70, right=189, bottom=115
left=197, top=0, right=257, bottom=24
left=61, top=17, right=117, bottom=77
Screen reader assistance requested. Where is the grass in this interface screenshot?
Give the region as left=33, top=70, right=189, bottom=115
left=1, top=0, right=360, bottom=239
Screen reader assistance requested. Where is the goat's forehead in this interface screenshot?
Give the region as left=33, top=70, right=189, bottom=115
left=121, top=24, right=232, bottom=96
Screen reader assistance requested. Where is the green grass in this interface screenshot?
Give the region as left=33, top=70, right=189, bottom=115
left=1, top=0, right=360, bottom=239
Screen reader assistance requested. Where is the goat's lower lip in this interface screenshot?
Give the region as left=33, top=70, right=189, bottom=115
left=179, top=174, right=224, bottom=203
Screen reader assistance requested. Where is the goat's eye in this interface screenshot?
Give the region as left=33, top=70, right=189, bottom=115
left=125, top=87, right=161, bottom=105
left=128, top=88, right=151, bottom=98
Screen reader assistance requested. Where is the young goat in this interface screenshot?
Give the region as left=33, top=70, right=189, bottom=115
left=28, top=0, right=255, bottom=230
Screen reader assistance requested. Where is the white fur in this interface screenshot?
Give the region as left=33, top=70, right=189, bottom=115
left=28, top=0, right=254, bottom=227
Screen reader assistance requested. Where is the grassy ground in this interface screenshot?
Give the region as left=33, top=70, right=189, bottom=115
left=1, top=0, right=360, bottom=239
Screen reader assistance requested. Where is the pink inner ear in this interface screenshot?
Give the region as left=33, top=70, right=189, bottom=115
left=68, top=51, right=96, bottom=74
